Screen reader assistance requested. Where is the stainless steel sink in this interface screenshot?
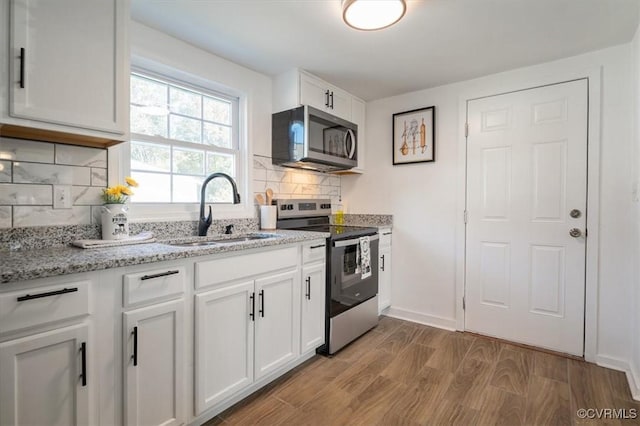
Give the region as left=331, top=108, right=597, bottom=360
left=167, top=234, right=277, bottom=247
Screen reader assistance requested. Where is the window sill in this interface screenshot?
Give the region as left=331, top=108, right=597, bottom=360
left=127, top=202, right=255, bottom=223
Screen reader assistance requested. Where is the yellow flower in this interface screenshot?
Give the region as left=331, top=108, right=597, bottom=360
left=106, top=187, right=119, bottom=196
left=125, top=176, right=139, bottom=187
left=120, top=186, right=133, bottom=196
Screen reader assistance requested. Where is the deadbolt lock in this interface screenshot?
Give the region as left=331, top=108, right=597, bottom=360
left=570, top=209, right=582, bottom=219
left=569, top=228, right=582, bottom=238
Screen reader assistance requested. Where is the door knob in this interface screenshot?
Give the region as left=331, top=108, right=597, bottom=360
left=570, top=209, right=582, bottom=218
left=569, top=228, right=582, bottom=238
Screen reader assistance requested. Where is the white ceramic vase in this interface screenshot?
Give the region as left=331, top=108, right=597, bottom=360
left=101, top=204, right=130, bottom=240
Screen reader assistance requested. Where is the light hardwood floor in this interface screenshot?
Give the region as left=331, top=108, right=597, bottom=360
left=204, top=316, right=640, bottom=426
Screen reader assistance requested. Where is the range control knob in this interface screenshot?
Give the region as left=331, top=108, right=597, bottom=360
left=287, top=204, right=294, bottom=210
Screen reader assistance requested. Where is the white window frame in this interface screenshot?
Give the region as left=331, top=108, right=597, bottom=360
left=111, top=58, right=253, bottom=221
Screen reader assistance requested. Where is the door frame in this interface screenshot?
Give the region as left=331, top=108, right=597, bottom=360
left=455, top=68, right=601, bottom=361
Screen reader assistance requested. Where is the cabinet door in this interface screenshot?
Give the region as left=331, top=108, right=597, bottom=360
left=195, top=281, right=254, bottom=414
left=299, top=73, right=331, bottom=112
left=0, top=324, right=90, bottom=426
left=329, top=87, right=352, bottom=121
left=9, top=0, right=125, bottom=134
left=123, top=300, right=184, bottom=426
left=379, top=245, right=392, bottom=313
left=301, top=262, right=326, bottom=353
left=255, top=270, right=299, bottom=379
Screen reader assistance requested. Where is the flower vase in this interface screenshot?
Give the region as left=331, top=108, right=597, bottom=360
left=101, top=204, right=130, bottom=240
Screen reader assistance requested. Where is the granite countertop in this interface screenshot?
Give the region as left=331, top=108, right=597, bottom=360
left=0, top=230, right=329, bottom=284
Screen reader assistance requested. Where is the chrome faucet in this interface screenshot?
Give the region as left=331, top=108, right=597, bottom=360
left=198, top=172, right=241, bottom=236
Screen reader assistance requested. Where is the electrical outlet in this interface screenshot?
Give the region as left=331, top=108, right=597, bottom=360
left=53, top=185, right=72, bottom=209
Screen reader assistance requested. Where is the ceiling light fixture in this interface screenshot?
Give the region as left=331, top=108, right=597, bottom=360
left=342, top=0, right=406, bottom=31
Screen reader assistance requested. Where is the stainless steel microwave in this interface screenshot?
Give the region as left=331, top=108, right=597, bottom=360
left=272, top=105, right=357, bottom=172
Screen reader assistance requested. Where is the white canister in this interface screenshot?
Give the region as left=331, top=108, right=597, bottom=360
left=260, top=205, right=277, bottom=230
left=101, top=204, right=130, bottom=240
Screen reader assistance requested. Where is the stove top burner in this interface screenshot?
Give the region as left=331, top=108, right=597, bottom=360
left=297, top=224, right=378, bottom=240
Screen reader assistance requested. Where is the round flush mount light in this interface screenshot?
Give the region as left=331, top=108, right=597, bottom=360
left=342, top=0, right=407, bottom=31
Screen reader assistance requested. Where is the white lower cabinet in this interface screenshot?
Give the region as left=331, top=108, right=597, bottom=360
left=301, top=261, right=326, bottom=353
left=123, top=299, right=185, bottom=426
left=378, top=228, right=393, bottom=313
left=195, top=269, right=299, bottom=415
left=0, top=324, right=90, bottom=426
left=195, top=280, right=255, bottom=414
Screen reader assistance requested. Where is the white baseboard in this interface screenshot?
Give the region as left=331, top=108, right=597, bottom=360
left=384, top=307, right=457, bottom=331
left=595, top=355, right=640, bottom=402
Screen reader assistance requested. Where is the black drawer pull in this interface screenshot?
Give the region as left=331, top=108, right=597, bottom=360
left=381, top=255, right=385, bottom=272
left=132, top=326, right=138, bottom=366
left=310, top=244, right=325, bottom=249
left=382, top=232, right=392, bottom=236
left=19, top=47, right=25, bottom=88
left=140, top=270, right=180, bottom=281
left=249, top=292, right=255, bottom=321
left=305, top=277, right=311, bottom=300
left=17, top=287, right=78, bottom=302
left=80, top=342, right=87, bottom=387
left=259, top=290, right=265, bottom=317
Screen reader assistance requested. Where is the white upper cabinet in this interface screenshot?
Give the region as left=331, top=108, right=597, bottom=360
left=1, top=0, right=128, bottom=140
left=298, top=73, right=352, bottom=120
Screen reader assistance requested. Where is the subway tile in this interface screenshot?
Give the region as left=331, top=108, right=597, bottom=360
left=301, top=184, right=320, bottom=195
left=0, top=206, right=11, bottom=228
left=253, top=165, right=267, bottom=181
left=323, top=186, right=340, bottom=197
left=280, top=182, right=300, bottom=195
left=0, top=137, right=54, bottom=162
left=55, top=145, right=107, bottom=168
left=329, top=176, right=341, bottom=187
left=253, top=180, right=268, bottom=195
left=0, top=161, right=10, bottom=182
left=0, top=184, right=52, bottom=205
left=266, top=169, right=286, bottom=183
left=13, top=162, right=90, bottom=185
left=253, top=156, right=270, bottom=170
left=72, top=186, right=104, bottom=205
left=91, top=168, right=107, bottom=187
left=91, top=206, right=103, bottom=225
left=13, top=206, right=91, bottom=227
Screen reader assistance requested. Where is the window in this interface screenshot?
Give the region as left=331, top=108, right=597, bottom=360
left=129, top=72, right=241, bottom=204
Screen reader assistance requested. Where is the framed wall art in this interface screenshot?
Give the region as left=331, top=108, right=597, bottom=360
left=392, top=106, right=436, bottom=165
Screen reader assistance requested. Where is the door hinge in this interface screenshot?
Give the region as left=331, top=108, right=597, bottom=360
left=463, top=210, right=468, bottom=224
left=585, top=228, right=588, bottom=237
left=465, top=123, right=469, bottom=137
left=462, top=297, right=466, bottom=310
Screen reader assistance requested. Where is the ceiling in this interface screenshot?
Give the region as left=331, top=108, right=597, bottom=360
left=131, top=0, right=640, bottom=101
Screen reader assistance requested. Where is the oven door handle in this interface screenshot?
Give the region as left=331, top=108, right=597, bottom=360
left=333, top=234, right=379, bottom=247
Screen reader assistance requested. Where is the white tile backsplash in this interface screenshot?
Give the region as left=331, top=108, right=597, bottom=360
left=0, top=161, right=10, bottom=182
left=0, top=184, right=52, bottom=205
left=56, top=145, right=107, bottom=168
left=13, top=162, right=91, bottom=185
left=13, top=206, right=92, bottom=227
left=0, top=138, right=107, bottom=228
left=0, top=138, right=54, bottom=162
left=0, top=206, right=11, bottom=228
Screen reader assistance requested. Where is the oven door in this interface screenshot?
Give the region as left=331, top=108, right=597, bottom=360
left=329, top=235, right=379, bottom=318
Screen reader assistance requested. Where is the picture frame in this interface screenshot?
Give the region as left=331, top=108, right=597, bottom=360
left=392, top=106, right=436, bottom=165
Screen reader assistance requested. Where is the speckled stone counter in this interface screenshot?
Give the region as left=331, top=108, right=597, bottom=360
left=338, top=214, right=393, bottom=228
left=0, top=230, right=329, bottom=284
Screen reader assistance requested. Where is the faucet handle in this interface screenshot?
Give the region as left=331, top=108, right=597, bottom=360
left=225, top=224, right=234, bottom=234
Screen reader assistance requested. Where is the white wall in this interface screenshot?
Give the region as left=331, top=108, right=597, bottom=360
left=631, top=17, right=640, bottom=399
left=343, top=45, right=636, bottom=367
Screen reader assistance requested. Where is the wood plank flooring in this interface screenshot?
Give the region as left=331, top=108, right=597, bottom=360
left=205, top=316, right=640, bottom=426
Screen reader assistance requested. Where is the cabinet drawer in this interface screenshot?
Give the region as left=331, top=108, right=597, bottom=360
left=0, top=281, right=90, bottom=334
left=379, top=228, right=392, bottom=248
left=123, top=267, right=185, bottom=308
left=196, top=247, right=297, bottom=290
left=302, top=241, right=327, bottom=264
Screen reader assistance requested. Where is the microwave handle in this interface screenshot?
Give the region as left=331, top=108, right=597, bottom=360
left=344, top=129, right=356, bottom=160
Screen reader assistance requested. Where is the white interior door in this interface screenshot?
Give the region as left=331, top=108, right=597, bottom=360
left=465, top=79, right=588, bottom=356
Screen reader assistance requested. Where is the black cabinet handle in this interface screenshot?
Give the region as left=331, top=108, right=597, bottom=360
left=80, top=342, right=87, bottom=387
left=249, top=292, right=255, bottom=321
left=19, top=47, right=25, bottom=89
left=310, top=244, right=325, bottom=250
left=140, top=270, right=179, bottom=281
left=259, top=290, right=265, bottom=317
left=383, top=232, right=392, bottom=236
left=330, top=91, right=334, bottom=109
left=381, top=255, right=385, bottom=272
left=17, top=287, right=78, bottom=302
left=305, top=277, right=311, bottom=300
left=132, top=326, right=138, bottom=366
left=324, top=90, right=330, bottom=107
